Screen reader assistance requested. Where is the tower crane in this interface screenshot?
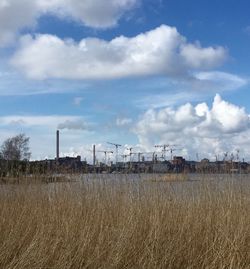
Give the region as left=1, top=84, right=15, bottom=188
left=223, top=152, right=228, bottom=162
left=131, top=152, right=144, bottom=162
left=126, top=147, right=133, bottom=163
left=167, top=147, right=182, bottom=161
left=121, top=154, right=129, bottom=163
left=96, top=150, right=113, bottom=165
left=126, top=149, right=150, bottom=163
left=155, top=144, right=169, bottom=161
left=138, top=152, right=157, bottom=162
left=155, top=144, right=177, bottom=161
left=107, top=142, right=122, bottom=165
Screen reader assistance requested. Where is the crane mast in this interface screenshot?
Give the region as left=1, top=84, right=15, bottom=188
left=107, top=142, right=122, bottom=166
left=96, top=150, right=113, bottom=165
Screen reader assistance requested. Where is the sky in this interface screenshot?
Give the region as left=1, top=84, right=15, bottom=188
left=0, top=0, right=250, bottom=162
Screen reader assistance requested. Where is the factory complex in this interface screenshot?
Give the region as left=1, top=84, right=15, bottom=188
left=1, top=130, right=249, bottom=177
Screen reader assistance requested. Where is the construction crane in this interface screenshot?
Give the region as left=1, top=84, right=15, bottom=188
left=126, top=147, right=133, bottom=163
left=131, top=152, right=144, bottom=162
left=137, top=152, right=144, bottom=162
left=121, top=154, right=129, bottom=163
left=96, top=150, right=113, bottom=165
left=236, top=149, right=240, bottom=161
left=138, top=152, right=157, bottom=162
left=167, top=147, right=182, bottom=161
left=155, top=144, right=177, bottom=161
left=155, top=144, right=169, bottom=161
left=127, top=149, right=149, bottom=163
left=223, top=152, right=228, bottom=162
left=107, top=142, right=122, bottom=165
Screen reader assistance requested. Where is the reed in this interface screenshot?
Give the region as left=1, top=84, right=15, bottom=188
left=0, top=175, right=249, bottom=269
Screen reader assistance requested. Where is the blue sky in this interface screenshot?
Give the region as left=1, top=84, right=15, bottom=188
left=0, top=0, right=250, bottom=162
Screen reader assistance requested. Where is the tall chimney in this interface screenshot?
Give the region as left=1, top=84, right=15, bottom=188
left=93, top=145, right=96, bottom=167
left=56, top=130, right=60, bottom=159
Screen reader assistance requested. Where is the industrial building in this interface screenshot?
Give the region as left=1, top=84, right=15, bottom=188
left=0, top=130, right=249, bottom=177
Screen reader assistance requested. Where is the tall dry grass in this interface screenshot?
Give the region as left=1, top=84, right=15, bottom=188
left=0, top=175, right=249, bottom=269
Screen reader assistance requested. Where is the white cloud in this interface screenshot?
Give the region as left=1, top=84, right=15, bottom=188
left=180, top=43, right=227, bottom=69
left=0, top=0, right=139, bottom=46
left=11, top=25, right=227, bottom=80
left=0, top=114, right=128, bottom=161
left=0, top=114, right=93, bottom=160
left=211, top=94, right=249, bottom=133
left=116, top=117, right=132, bottom=126
left=134, top=94, right=250, bottom=160
left=1, top=98, right=250, bottom=161
left=0, top=115, right=87, bottom=128
left=58, top=119, right=90, bottom=130
left=136, top=91, right=201, bottom=109
left=136, top=71, right=248, bottom=109
left=40, top=0, right=138, bottom=28
left=194, top=71, right=248, bottom=92
left=61, top=143, right=118, bottom=164
left=0, top=66, right=90, bottom=96
left=0, top=0, right=38, bottom=46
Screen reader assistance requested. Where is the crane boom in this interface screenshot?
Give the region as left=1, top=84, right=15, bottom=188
left=107, top=142, right=122, bottom=166
left=96, top=150, right=113, bottom=165
left=155, top=144, right=179, bottom=160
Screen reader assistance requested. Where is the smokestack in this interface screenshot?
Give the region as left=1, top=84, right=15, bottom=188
left=93, top=145, right=96, bottom=167
left=56, top=130, right=60, bottom=159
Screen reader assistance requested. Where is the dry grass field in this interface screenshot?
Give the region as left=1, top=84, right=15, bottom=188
left=0, top=175, right=249, bottom=269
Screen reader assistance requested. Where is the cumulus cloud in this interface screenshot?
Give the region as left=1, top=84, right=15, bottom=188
left=0, top=115, right=91, bottom=131
left=0, top=0, right=38, bottom=46
left=0, top=115, right=87, bottom=128
left=134, top=94, right=250, bottom=160
left=57, top=119, right=89, bottom=130
left=11, top=25, right=227, bottom=80
left=180, top=43, right=226, bottom=69
left=0, top=0, right=138, bottom=46
left=40, top=0, right=138, bottom=28
left=116, top=117, right=133, bottom=126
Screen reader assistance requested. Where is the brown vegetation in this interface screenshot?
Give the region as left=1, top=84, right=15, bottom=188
left=0, top=175, right=249, bottom=269
left=148, top=173, right=189, bottom=182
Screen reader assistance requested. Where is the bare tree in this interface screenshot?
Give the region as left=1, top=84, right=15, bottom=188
left=1, top=134, right=31, bottom=161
